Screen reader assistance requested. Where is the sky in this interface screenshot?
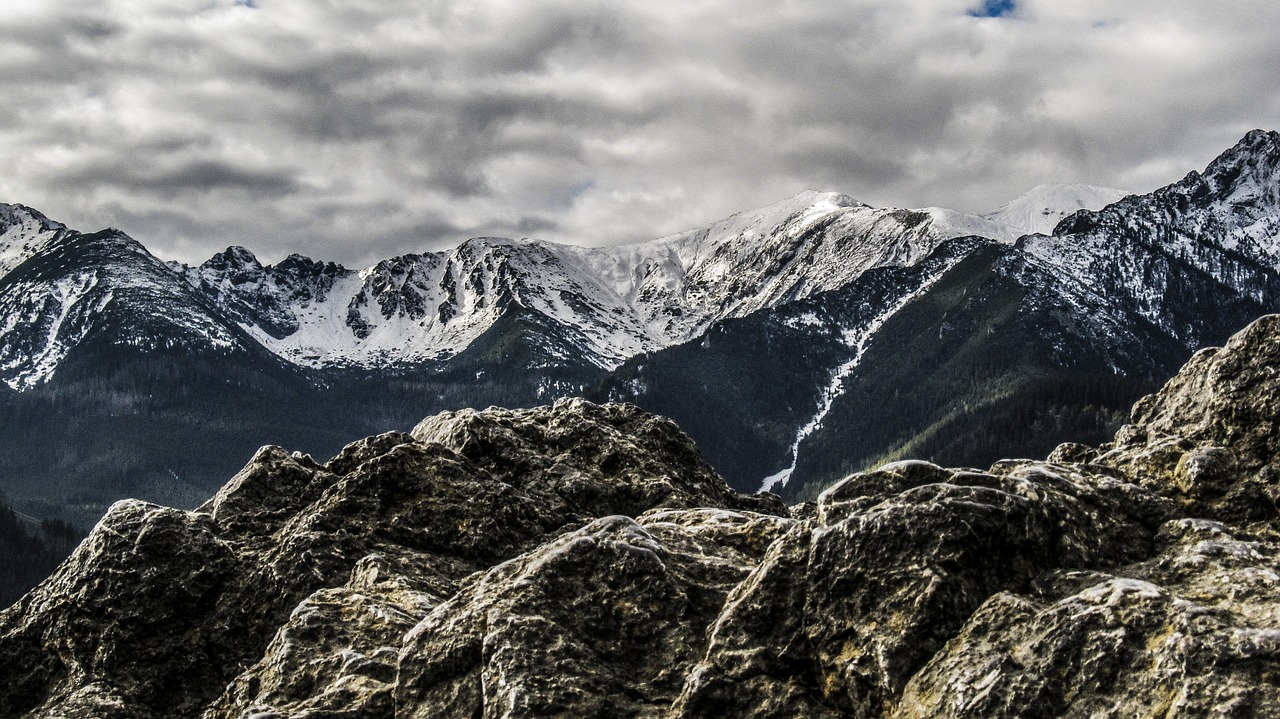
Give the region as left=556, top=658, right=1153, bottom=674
left=1, top=0, right=1278, bottom=268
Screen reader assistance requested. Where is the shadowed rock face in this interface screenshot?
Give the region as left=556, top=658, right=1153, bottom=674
left=4, top=317, right=1280, bottom=717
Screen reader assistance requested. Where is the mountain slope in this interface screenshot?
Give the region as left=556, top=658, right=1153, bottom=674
left=0, top=183, right=1100, bottom=386
left=0, top=205, right=67, bottom=278
left=592, top=235, right=991, bottom=492
left=0, top=228, right=264, bottom=390
left=177, top=191, right=1023, bottom=372
left=598, top=131, right=1280, bottom=499
left=1023, top=129, right=1280, bottom=348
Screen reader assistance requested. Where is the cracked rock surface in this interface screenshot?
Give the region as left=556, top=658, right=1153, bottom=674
left=4, top=316, right=1280, bottom=717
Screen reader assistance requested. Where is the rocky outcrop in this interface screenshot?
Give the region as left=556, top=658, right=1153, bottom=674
left=4, top=315, right=1280, bottom=717
left=0, top=400, right=785, bottom=719
left=1095, top=313, right=1280, bottom=523
left=668, top=458, right=1175, bottom=718
left=895, top=517, right=1280, bottom=717
left=394, top=510, right=793, bottom=719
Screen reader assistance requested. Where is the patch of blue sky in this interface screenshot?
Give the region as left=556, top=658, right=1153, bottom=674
left=968, top=0, right=1016, bottom=18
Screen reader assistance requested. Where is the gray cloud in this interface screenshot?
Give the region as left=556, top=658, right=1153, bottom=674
left=1, top=0, right=1278, bottom=267
left=65, top=158, right=301, bottom=199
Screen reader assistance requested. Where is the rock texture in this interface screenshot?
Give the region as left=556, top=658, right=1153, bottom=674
left=5, top=315, right=1280, bottom=717
left=0, top=400, right=785, bottom=719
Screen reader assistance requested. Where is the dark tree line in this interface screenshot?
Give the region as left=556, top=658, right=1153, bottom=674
left=0, top=498, right=83, bottom=608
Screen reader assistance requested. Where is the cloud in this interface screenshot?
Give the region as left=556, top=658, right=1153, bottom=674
left=65, top=158, right=301, bottom=199
left=0, top=0, right=1278, bottom=267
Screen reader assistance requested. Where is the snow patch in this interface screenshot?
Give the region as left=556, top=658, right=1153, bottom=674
left=0, top=272, right=99, bottom=389
left=759, top=254, right=963, bottom=493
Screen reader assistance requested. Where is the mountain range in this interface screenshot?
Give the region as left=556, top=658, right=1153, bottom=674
left=1, top=130, right=1278, bottom=530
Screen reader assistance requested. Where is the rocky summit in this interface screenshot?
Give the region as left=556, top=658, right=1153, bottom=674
left=5, top=317, right=1280, bottom=717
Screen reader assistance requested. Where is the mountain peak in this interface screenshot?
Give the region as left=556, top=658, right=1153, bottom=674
left=980, top=183, right=1129, bottom=236
left=1240, top=128, right=1280, bottom=152
left=752, top=189, right=868, bottom=220
left=0, top=203, right=66, bottom=234
left=202, top=245, right=263, bottom=272
left=1211, top=128, right=1280, bottom=169
left=658, top=190, right=866, bottom=242
left=274, top=252, right=344, bottom=275
left=0, top=203, right=70, bottom=279
left=1198, top=129, right=1280, bottom=205
left=791, top=189, right=865, bottom=208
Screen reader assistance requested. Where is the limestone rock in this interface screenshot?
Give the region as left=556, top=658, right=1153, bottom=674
left=202, top=552, right=447, bottom=719
left=411, top=398, right=787, bottom=517
left=395, top=510, right=792, bottom=718
left=895, top=518, right=1280, bottom=718
left=0, top=500, right=239, bottom=718
left=671, top=459, right=1172, bottom=718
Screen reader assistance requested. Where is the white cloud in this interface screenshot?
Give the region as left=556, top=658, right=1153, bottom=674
left=0, top=0, right=1277, bottom=267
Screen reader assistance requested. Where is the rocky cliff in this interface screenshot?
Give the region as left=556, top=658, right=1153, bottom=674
left=4, top=316, right=1280, bottom=717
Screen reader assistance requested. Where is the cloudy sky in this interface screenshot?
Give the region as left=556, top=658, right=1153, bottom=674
left=2, top=0, right=1278, bottom=267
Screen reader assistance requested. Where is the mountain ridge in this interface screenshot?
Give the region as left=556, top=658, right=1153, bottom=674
left=163, top=188, right=1043, bottom=372
left=1, top=129, right=1279, bottom=536
left=595, top=130, right=1280, bottom=497
left=0, top=182, right=1095, bottom=384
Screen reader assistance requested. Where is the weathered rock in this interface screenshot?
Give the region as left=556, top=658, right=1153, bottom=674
left=0, top=400, right=783, bottom=719
left=895, top=518, right=1280, bottom=718
left=395, top=510, right=792, bottom=718
left=0, top=500, right=239, bottom=718
left=671, top=459, right=1172, bottom=718
left=201, top=552, right=448, bottom=719
left=412, top=398, right=787, bottom=517
left=1099, top=313, right=1280, bottom=522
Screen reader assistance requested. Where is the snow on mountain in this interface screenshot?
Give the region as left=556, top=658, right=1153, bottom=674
left=1193, top=129, right=1280, bottom=264
left=187, top=238, right=659, bottom=369
left=758, top=242, right=970, bottom=493
left=0, top=204, right=67, bottom=279
left=917, top=206, right=1027, bottom=243
left=584, top=191, right=999, bottom=337
left=0, top=229, right=249, bottom=389
left=0, top=271, right=103, bottom=389
left=5, top=132, right=1277, bottom=386
left=181, top=247, right=353, bottom=346
left=981, top=183, right=1129, bottom=236
left=183, top=190, right=1018, bottom=371
left=1017, top=130, right=1280, bottom=348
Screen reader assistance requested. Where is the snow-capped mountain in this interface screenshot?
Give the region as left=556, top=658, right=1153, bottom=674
left=134, top=168, right=1225, bottom=388
left=2, top=130, right=1278, bottom=516
left=980, top=183, right=1129, bottom=236
left=0, top=205, right=67, bottom=278
left=1020, top=129, right=1280, bottom=349
left=598, top=130, right=1280, bottom=498
left=0, top=180, right=1113, bottom=387
left=0, top=227, right=258, bottom=389
left=176, top=190, right=1034, bottom=372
